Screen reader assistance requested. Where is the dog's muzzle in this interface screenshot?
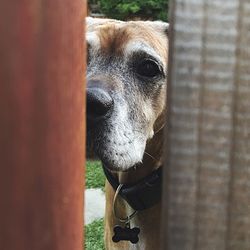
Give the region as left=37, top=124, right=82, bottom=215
left=87, top=86, right=114, bottom=122
left=86, top=79, right=146, bottom=170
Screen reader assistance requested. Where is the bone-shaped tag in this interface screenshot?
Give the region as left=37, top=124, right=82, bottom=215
left=112, top=225, right=140, bottom=244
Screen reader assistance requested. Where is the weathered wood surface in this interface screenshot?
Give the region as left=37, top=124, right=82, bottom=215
left=0, top=1, right=85, bottom=249
left=162, top=0, right=250, bottom=249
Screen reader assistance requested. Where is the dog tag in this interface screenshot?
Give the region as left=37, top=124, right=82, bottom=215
left=112, top=224, right=140, bottom=244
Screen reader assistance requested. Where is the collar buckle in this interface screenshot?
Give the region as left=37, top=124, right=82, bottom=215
left=103, top=165, right=163, bottom=211
left=113, top=184, right=138, bottom=224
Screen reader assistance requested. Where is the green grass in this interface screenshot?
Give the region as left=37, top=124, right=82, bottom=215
left=85, top=161, right=105, bottom=250
left=86, top=161, right=105, bottom=189
left=85, top=219, right=105, bottom=250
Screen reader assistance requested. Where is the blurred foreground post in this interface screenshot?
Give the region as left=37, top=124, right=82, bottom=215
left=0, top=1, right=85, bottom=249
left=162, top=0, right=250, bottom=249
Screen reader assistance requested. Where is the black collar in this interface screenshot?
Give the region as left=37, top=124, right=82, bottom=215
left=103, top=165, right=162, bottom=211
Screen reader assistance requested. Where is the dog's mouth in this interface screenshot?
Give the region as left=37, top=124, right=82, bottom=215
left=87, top=122, right=147, bottom=172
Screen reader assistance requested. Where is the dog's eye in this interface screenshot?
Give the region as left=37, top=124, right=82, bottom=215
left=136, top=59, right=161, bottom=78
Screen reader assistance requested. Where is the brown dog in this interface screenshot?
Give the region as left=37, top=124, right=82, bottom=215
left=86, top=17, right=168, bottom=249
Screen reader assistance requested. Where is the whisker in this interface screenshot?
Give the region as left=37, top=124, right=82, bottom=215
left=134, top=123, right=166, bottom=137
left=144, top=151, right=157, bottom=162
left=154, top=123, right=165, bottom=135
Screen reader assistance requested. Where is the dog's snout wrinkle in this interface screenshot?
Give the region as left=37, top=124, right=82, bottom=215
left=87, top=87, right=114, bottom=121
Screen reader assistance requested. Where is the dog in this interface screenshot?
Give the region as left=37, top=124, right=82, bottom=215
left=86, top=17, right=168, bottom=250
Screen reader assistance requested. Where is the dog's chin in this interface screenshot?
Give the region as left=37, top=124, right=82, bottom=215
left=96, top=151, right=142, bottom=172
left=86, top=152, right=141, bottom=172
left=101, top=159, right=142, bottom=173
left=87, top=145, right=144, bottom=172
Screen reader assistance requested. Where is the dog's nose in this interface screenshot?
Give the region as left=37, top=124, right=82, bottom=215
left=87, top=87, right=114, bottom=121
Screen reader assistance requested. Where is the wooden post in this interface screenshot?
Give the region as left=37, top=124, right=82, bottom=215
left=0, top=1, right=85, bottom=250
left=162, top=0, right=250, bottom=249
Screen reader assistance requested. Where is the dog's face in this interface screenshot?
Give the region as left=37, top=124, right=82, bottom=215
left=86, top=17, right=168, bottom=171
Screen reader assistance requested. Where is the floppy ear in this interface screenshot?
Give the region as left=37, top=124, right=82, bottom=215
left=86, top=17, right=123, bottom=29
left=86, top=17, right=107, bottom=27
left=143, top=21, right=169, bottom=37
left=152, top=21, right=169, bottom=36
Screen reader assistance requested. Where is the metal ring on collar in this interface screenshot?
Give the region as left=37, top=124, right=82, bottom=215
left=113, top=184, right=138, bottom=223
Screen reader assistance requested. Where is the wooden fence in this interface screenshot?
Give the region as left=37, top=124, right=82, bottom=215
left=162, top=0, right=250, bottom=249
left=0, top=0, right=249, bottom=249
left=0, top=1, right=85, bottom=249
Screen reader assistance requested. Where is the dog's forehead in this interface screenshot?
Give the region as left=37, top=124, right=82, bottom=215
left=86, top=18, right=168, bottom=60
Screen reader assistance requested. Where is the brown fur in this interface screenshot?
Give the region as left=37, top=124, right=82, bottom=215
left=98, top=26, right=131, bottom=55
left=88, top=20, right=168, bottom=59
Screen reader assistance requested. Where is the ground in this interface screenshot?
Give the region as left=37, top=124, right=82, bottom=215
left=85, top=161, right=106, bottom=250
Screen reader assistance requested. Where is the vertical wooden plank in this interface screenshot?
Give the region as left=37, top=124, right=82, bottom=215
left=162, top=0, right=250, bottom=249
left=227, top=1, right=250, bottom=249
left=162, top=1, right=205, bottom=249
left=0, top=1, right=85, bottom=250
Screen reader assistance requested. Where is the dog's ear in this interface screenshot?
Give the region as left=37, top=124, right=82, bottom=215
left=86, top=17, right=123, bottom=29
left=144, top=21, right=169, bottom=37
left=86, top=17, right=107, bottom=27
left=151, top=21, right=169, bottom=37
